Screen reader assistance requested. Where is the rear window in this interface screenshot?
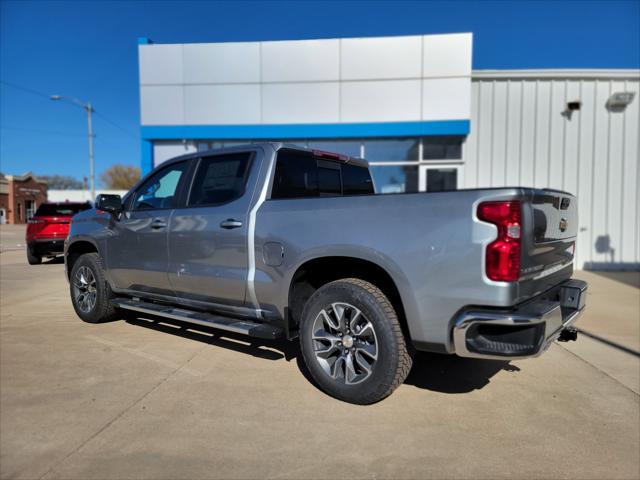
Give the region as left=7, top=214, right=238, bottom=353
left=188, top=153, right=252, bottom=206
left=34, top=203, right=91, bottom=217
left=342, top=163, right=375, bottom=195
left=317, top=160, right=342, bottom=196
left=271, top=149, right=374, bottom=199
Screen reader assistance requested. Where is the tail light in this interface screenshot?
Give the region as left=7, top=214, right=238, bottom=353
left=477, top=201, right=521, bottom=282
left=28, top=218, right=44, bottom=224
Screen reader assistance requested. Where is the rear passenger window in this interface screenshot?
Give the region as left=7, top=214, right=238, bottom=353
left=271, top=148, right=375, bottom=199
left=189, top=153, right=251, bottom=206
left=271, top=151, right=318, bottom=199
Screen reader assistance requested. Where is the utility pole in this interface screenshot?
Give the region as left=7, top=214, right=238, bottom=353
left=86, top=102, right=95, bottom=202
left=50, top=95, right=96, bottom=202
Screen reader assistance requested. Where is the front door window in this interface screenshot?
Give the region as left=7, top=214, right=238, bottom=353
left=132, top=162, right=188, bottom=210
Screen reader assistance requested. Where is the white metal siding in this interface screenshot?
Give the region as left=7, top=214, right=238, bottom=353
left=463, top=73, right=640, bottom=269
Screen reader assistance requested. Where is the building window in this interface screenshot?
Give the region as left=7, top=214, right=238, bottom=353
left=423, top=136, right=463, bottom=160
left=362, top=139, right=420, bottom=162
left=25, top=200, right=36, bottom=220
left=369, top=165, right=419, bottom=194
left=424, top=167, right=458, bottom=192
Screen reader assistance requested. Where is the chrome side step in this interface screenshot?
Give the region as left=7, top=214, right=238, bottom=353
left=112, top=298, right=283, bottom=340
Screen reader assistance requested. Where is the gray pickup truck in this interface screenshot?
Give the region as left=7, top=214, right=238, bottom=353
left=65, top=142, right=587, bottom=404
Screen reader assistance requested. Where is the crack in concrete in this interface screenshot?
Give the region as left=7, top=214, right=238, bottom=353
left=85, top=334, right=203, bottom=377
left=557, top=343, right=640, bottom=396
left=36, top=344, right=207, bottom=480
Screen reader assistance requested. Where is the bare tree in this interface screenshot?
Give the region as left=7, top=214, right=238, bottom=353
left=100, top=165, right=140, bottom=190
left=37, top=175, right=83, bottom=190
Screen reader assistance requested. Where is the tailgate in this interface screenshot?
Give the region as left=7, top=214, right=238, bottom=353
left=32, top=216, right=72, bottom=238
left=519, top=189, right=578, bottom=299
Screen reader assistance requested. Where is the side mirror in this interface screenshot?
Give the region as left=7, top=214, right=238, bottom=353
left=96, top=194, right=123, bottom=215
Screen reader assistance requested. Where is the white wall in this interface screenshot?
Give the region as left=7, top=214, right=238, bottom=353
left=139, top=33, right=472, bottom=126
left=463, top=71, right=640, bottom=269
left=47, top=189, right=129, bottom=203
left=153, top=141, right=197, bottom=165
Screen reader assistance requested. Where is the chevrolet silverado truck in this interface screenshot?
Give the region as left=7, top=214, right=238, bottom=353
left=65, top=143, right=587, bottom=404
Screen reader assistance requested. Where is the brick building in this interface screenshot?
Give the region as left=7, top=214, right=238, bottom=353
left=0, top=173, right=48, bottom=224
left=0, top=174, right=8, bottom=224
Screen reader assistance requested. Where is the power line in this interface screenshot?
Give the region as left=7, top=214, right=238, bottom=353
left=1, top=79, right=139, bottom=139
left=0, top=80, right=50, bottom=99
left=0, top=125, right=86, bottom=137
left=93, top=111, right=139, bottom=139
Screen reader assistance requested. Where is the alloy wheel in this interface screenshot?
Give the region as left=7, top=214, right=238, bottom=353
left=311, top=302, right=378, bottom=385
left=73, top=266, right=97, bottom=313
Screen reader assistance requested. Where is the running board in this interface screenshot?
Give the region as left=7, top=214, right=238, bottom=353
left=112, top=298, right=283, bottom=340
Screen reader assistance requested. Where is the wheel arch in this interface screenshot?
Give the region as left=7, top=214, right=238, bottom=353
left=66, top=239, right=100, bottom=280
left=287, top=255, right=413, bottom=341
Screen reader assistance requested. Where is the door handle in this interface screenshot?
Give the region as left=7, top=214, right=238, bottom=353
left=150, top=219, right=167, bottom=229
left=220, top=219, right=243, bottom=229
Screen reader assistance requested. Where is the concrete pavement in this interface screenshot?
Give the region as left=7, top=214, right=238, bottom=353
left=0, top=224, right=26, bottom=253
left=1, top=229, right=638, bottom=479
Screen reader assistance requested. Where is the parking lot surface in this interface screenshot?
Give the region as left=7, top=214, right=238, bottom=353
left=1, top=225, right=639, bottom=479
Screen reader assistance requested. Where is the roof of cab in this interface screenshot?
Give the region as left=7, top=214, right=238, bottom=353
left=163, top=142, right=369, bottom=168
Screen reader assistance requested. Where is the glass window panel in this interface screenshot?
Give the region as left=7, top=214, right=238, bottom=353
left=271, top=150, right=318, bottom=199
left=363, top=139, right=419, bottom=162
left=197, top=141, right=227, bottom=150
left=221, top=141, right=249, bottom=148
left=189, top=153, right=252, bottom=206
left=307, top=140, right=361, bottom=158
left=342, top=164, right=375, bottom=195
left=133, top=162, right=187, bottom=210
left=281, top=140, right=308, bottom=149
left=423, top=136, right=463, bottom=160
left=426, top=168, right=458, bottom=192
left=369, top=165, right=419, bottom=194
left=35, top=202, right=91, bottom=216
left=317, top=164, right=341, bottom=196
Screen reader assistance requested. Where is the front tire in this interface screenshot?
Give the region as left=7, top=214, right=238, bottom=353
left=26, top=246, right=41, bottom=265
left=299, top=278, right=412, bottom=404
left=70, top=253, right=119, bottom=323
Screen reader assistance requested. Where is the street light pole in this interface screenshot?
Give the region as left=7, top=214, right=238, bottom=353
left=86, top=103, right=95, bottom=202
left=50, top=95, right=96, bottom=202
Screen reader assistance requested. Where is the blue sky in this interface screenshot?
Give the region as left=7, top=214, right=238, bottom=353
left=1, top=0, right=638, bottom=185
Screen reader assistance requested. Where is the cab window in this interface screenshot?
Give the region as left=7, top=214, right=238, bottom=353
left=132, top=162, right=188, bottom=210
left=188, top=153, right=252, bottom=206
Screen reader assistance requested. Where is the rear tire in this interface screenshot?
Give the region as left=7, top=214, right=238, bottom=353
left=70, top=253, right=119, bottom=323
left=299, top=278, right=412, bottom=404
left=26, top=246, right=42, bottom=265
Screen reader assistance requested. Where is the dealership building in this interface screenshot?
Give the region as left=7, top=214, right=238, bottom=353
left=137, top=33, right=639, bottom=270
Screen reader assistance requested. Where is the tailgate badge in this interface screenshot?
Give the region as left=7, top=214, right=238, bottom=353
left=559, top=218, right=568, bottom=232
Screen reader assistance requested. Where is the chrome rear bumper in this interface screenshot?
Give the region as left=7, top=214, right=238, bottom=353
left=453, top=279, right=587, bottom=360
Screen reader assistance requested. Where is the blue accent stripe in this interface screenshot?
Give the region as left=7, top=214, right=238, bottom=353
left=140, top=120, right=470, bottom=140
left=140, top=139, right=154, bottom=175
